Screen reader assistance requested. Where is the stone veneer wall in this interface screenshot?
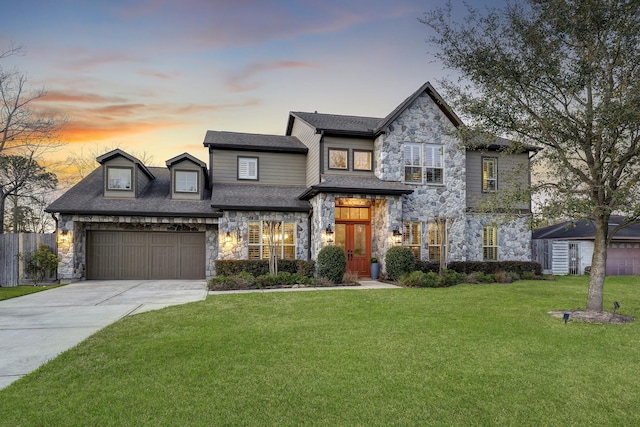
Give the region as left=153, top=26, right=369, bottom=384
left=465, top=214, right=532, bottom=261
left=310, top=194, right=335, bottom=260
left=57, top=214, right=218, bottom=279
left=218, top=210, right=311, bottom=262
left=376, top=90, right=468, bottom=262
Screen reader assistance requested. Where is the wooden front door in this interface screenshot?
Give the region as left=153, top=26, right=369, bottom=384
left=335, top=222, right=371, bottom=277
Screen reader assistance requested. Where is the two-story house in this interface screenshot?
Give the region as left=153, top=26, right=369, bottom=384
left=47, top=82, right=534, bottom=280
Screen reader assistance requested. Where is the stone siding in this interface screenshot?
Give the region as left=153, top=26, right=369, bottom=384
left=57, top=214, right=218, bottom=279
left=465, top=214, right=532, bottom=262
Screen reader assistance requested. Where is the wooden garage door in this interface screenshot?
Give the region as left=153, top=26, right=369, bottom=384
left=87, top=231, right=205, bottom=280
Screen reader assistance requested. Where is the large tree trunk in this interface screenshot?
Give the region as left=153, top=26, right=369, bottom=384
left=586, top=213, right=609, bottom=312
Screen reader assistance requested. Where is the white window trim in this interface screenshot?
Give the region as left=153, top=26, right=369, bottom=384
left=107, top=167, right=132, bottom=191
left=248, top=221, right=296, bottom=260
left=238, top=157, right=258, bottom=180
left=427, top=221, right=447, bottom=262
left=175, top=170, right=198, bottom=193
left=404, top=143, right=423, bottom=184
left=424, top=144, right=444, bottom=184
left=482, top=157, right=498, bottom=192
left=483, top=225, right=498, bottom=260
left=403, top=221, right=421, bottom=259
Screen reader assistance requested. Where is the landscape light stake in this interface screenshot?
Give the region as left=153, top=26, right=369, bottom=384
left=613, top=301, right=620, bottom=313
left=563, top=312, right=570, bottom=324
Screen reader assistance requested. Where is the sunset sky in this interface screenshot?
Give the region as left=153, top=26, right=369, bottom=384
left=1, top=0, right=497, bottom=177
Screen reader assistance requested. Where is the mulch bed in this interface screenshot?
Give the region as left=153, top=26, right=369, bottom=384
left=548, top=310, right=635, bottom=324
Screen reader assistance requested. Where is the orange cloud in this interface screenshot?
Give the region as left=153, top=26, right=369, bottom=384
left=38, top=90, right=127, bottom=104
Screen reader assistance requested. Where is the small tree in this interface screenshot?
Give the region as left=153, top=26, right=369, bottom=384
left=23, top=244, right=59, bottom=283
left=317, top=245, right=347, bottom=284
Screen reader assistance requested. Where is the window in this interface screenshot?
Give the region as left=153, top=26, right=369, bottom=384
left=425, top=144, right=444, bottom=184
left=107, top=167, right=132, bottom=190
left=248, top=221, right=296, bottom=260
left=238, top=157, right=258, bottom=180
left=483, top=225, right=498, bottom=260
left=482, top=158, right=497, bottom=192
left=328, top=148, right=348, bottom=170
left=404, top=143, right=422, bottom=183
left=353, top=150, right=372, bottom=171
left=175, top=170, right=198, bottom=193
left=403, top=221, right=421, bottom=259
left=427, top=220, right=447, bottom=261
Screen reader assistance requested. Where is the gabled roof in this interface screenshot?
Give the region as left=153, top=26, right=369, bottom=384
left=165, top=152, right=206, bottom=169
left=203, top=130, right=307, bottom=153
left=286, top=82, right=463, bottom=138
left=96, top=148, right=155, bottom=180
left=46, top=167, right=220, bottom=218
left=532, top=216, right=640, bottom=240
left=298, top=175, right=414, bottom=200
left=210, top=183, right=311, bottom=212
left=374, top=81, right=463, bottom=133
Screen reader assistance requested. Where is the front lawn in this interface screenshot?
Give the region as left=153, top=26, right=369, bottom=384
left=0, top=284, right=64, bottom=301
left=1, top=276, right=639, bottom=426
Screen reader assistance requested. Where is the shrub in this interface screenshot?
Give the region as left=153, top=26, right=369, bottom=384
left=317, top=246, right=347, bottom=284
left=522, top=271, right=537, bottom=280
left=208, top=276, right=240, bottom=291
left=400, top=271, right=439, bottom=288
left=494, top=270, right=513, bottom=284
left=215, top=259, right=316, bottom=277
left=447, top=261, right=542, bottom=276
left=440, top=269, right=465, bottom=287
left=23, top=244, right=59, bottom=282
left=385, top=246, right=416, bottom=281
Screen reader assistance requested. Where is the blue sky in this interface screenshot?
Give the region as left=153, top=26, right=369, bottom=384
left=1, top=0, right=499, bottom=167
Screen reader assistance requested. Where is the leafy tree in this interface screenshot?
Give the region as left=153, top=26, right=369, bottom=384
left=0, top=154, right=57, bottom=233
left=422, top=0, right=640, bottom=312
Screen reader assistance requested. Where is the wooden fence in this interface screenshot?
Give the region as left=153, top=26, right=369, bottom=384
left=0, top=233, right=57, bottom=287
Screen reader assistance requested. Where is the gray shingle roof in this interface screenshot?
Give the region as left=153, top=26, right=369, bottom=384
left=299, top=175, right=413, bottom=200
left=46, top=167, right=220, bottom=218
left=203, top=130, right=307, bottom=153
left=210, top=183, right=311, bottom=212
left=289, top=112, right=382, bottom=135
left=532, top=216, right=640, bottom=240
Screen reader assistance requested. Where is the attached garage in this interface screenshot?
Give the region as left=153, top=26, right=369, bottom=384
left=87, top=231, right=206, bottom=280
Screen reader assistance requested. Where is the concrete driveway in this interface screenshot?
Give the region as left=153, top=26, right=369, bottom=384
left=0, top=280, right=208, bottom=390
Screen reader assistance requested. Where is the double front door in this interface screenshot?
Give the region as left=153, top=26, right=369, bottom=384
left=335, top=222, right=371, bottom=277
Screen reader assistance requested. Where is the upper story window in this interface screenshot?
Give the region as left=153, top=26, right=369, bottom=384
left=175, top=170, right=198, bottom=193
left=482, top=157, right=497, bottom=192
left=425, top=144, right=444, bottom=184
left=238, top=156, right=258, bottom=180
left=107, top=167, right=132, bottom=190
left=404, top=143, right=423, bottom=183
left=353, top=150, right=372, bottom=171
left=328, top=148, right=348, bottom=170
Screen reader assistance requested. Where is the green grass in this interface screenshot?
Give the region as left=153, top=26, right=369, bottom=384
left=0, top=284, right=64, bottom=301
left=1, top=276, right=640, bottom=426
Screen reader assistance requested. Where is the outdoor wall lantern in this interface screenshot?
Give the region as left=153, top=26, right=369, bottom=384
left=58, top=229, right=70, bottom=244
left=392, top=226, right=402, bottom=244
left=325, top=224, right=334, bottom=243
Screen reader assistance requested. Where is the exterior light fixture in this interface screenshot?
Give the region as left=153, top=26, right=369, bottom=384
left=614, top=301, right=620, bottom=313
left=325, top=224, right=334, bottom=244
left=392, top=226, right=402, bottom=244
left=563, top=312, right=570, bottom=324
left=225, top=231, right=232, bottom=243
left=58, top=229, right=70, bottom=244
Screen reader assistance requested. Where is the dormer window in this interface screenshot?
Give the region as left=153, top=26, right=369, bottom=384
left=238, top=156, right=258, bottom=180
left=107, top=167, right=132, bottom=190
left=175, top=170, right=198, bottom=193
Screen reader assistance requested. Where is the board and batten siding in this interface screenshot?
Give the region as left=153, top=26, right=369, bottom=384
left=322, top=136, right=375, bottom=176
left=465, top=150, right=530, bottom=210
left=289, top=118, right=321, bottom=187
left=210, top=149, right=306, bottom=185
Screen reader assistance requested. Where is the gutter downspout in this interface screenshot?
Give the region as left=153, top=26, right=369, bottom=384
left=307, top=206, right=313, bottom=261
